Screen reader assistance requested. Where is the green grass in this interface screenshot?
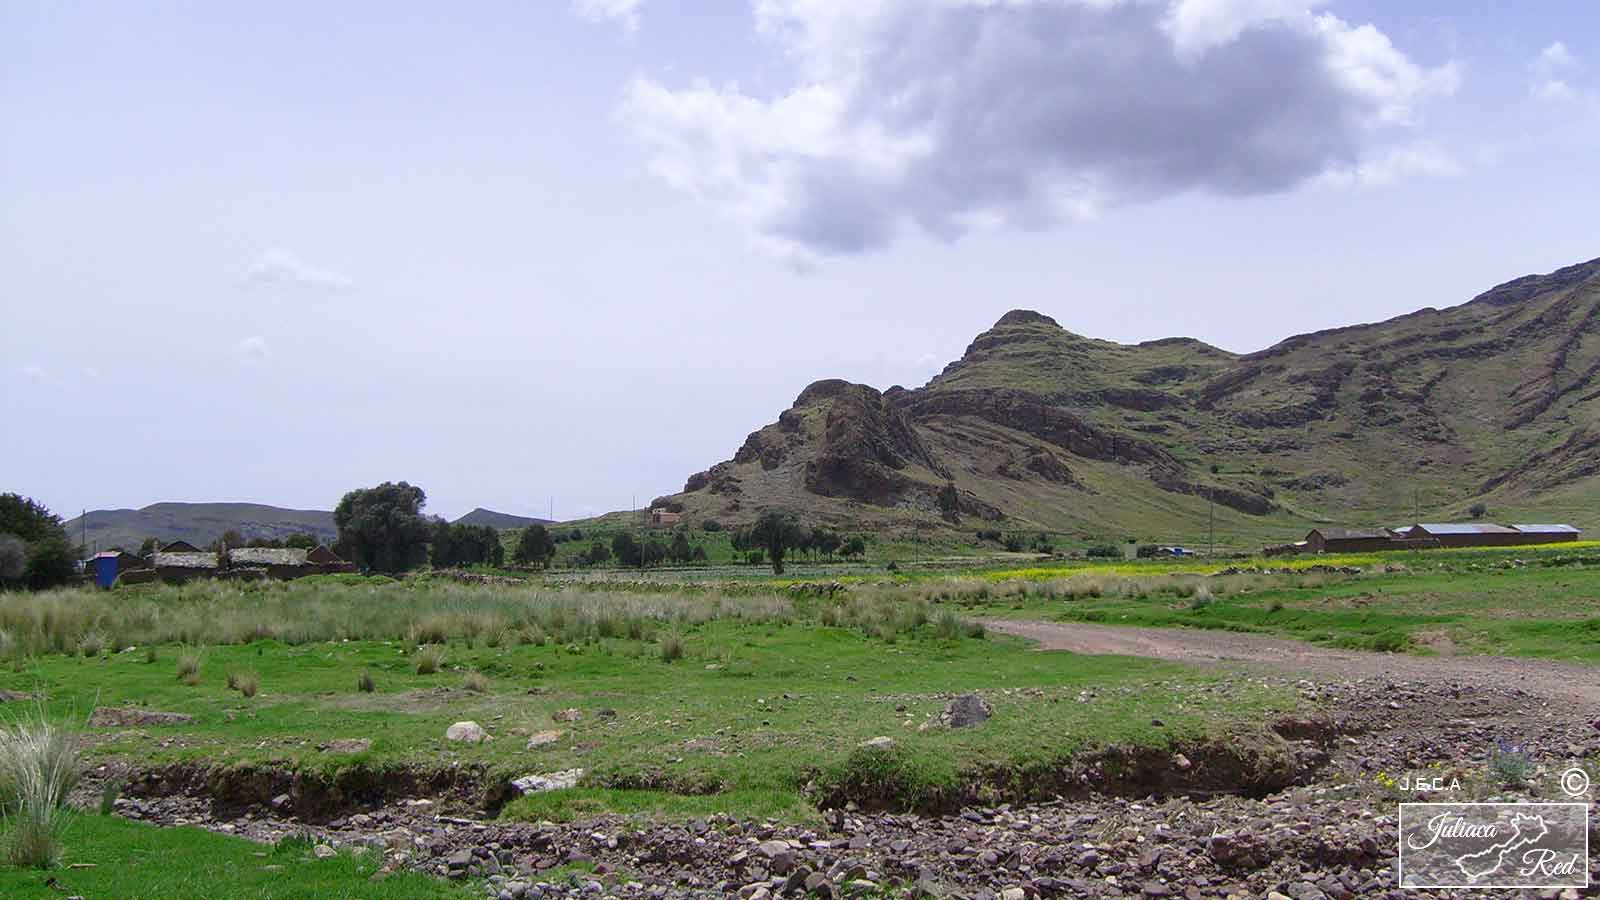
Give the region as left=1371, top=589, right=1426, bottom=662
left=958, top=553, right=1600, bottom=661
left=0, top=815, right=473, bottom=899
left=0, top=591, right=1295, bottom=822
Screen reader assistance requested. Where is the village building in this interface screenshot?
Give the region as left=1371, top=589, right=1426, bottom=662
left=158, top=540, right=203, bottom=553
left=1508, top=524, right=1582, bottom=545
left=1303, top=527, right=1398, bottom=553
left=226, top=547, right=313, bottom=579
left=152, top=551, right=220, bottom=581
left=648, top=509, right=681, bottom=527
left=88, top=550, right=149, bottom=588
left=1406, top=523, right=1522, bottom=548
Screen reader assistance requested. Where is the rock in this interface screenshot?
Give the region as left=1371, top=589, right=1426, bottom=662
left=446, top=850, right=473, bottom=870
left=1000, top=889, right=1027, bottom=900
left=858, top=736, right=895, bottom=750
left=1172, top=753, right=1191, bottom=771
left=552, top=708, right=582, bottom=723
left=510, top=769, right=584, bottom=794
left=270, top=793, right=291, bottom=811
left=446, top=721, right=490, bottom=743
left=525, top=730, right=563, bottom=749
left=942, top=693, right=991, bottom=729
left=313, top=844, right=337, bottom=859
left=88, top=707, right=195, bottom=727
left=320, top=738, right=372, bottom=753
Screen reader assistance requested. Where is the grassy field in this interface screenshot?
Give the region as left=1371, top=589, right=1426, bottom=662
left=0, top=577, right=1298, bottom=825
left=0, top=814, right=472, bottom=899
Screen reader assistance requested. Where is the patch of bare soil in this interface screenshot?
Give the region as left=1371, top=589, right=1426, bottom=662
left=981, top=618, right=1600, bottom=705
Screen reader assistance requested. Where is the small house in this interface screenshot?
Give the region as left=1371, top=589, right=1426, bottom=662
left=89, top=550, right=148, bottom=589
left=1303, top=527, right=1395, bottom=553
left=159, top=540, right=203, bottom=553
left=648, top=509, right=681, bottom=527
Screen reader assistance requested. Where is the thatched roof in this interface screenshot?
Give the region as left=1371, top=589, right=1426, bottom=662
left=228, top=548, right=309, bottom=567
left=305, top=545, right=345, bottom=564
left=159, top=540, right=202, bottom=553
left=153, top=552, right=218, bottom=569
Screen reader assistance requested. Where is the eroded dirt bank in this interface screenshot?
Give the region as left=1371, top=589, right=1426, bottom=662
left=77, top=675, right=1600, bottom=900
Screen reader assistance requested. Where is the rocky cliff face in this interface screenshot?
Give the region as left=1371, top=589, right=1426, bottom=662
left=671, top=256, right=1600, bottom=532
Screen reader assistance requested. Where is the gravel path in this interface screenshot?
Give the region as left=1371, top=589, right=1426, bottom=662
left=981, top=618, right=1600, bottom=705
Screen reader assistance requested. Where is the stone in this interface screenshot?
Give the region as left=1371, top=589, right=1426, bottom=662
left=1000, top=889, right=1027, bottom=900
left=858, top=736, right=895, bottom=750
left=526, top=730, right=563, bottom=749
left=320, top=738, right=372, bottom=753
left=446, top=721, right=490, bottom=743
left=510, top=769, right=585, bottom=794
left=88, top=707, right=195, bottom=727
left=942, top=694, right=991, bottom=729
left=552, top=708, right=582, bottom=723
left=313, top=844, right=337, bottom=859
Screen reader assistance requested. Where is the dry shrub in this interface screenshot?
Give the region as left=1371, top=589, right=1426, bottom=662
left=0, top=705, right=82, bottom=868
left=462, top=671, right=490, bottom=693
left=413, top=644, right=445, bottom=675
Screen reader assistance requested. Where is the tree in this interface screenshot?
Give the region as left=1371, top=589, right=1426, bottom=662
left=669, top=532, right=692, bottom=565
left=24, top=535, right=78, bottom=589
left=611, top=532, right=641, bottom=567
left=210, top=529, right=244, bottom=553
left=284, top=533, right=318, bottom=550
left=0, top=534, right=26, bottom=585
left=137, top=536, right=158, bottom=557
left=514, top=524, right=556, bottom=568
left=333, top=481, right=432, bottom=574
left=690, top=545, right=708, bottom=563
left=582, top=540, right=611, bottom=567
left=642, top=539, right=667, bottom=567
left=814, top=527, right=841, bottom=561
left=842, top=536, right=866, bottom=560
left=1468, top=503, right=1488, bottom=519
left=751, top=510, right=803, bottom=574
left=431, top=522, right=504, bottom=568
left=702, top=519, right=723, bottom=532
left=0, top=494, right=65, bottom=544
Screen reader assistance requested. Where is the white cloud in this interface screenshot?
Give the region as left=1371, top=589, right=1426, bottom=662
left=236, top=336, right=271, bottom=364
left=573, top=0, right=643, bottom=35
left=1317, top=142, right=1465, bottom=189
left=621, top=0, right=1459, bottom=265
left=83, top=367, right=101, bottom=380
left=21, top=364, right=44, bottom=383
left=244, top=249, right=352, bottom=290
left=1530, top=41, right=1586, bottom=104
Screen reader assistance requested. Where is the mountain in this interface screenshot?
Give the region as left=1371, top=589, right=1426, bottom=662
left=452, top=508, right=553, bottom=529
left=662, top=257, right=1600, bottom=542
left=63, top=502, right=336, bottom=553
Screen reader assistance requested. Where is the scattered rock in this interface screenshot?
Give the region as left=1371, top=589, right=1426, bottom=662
left=941, top=693, right=991, bottom=729
left=551, top=708, right=582, bottom=723
left=509, top=768, right=584, bottom=794
left=445, top=721, right=490, bottom=743
left=312, top=844, right=337, bottom=859
left=525, top=730, right=563, bottom=749
left=858, top=736, right=895, bottom=750
left=319, top=738, right=372, bottom=753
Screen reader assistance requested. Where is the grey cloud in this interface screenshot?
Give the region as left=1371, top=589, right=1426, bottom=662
left=621, top=0, right=1458, bottom=265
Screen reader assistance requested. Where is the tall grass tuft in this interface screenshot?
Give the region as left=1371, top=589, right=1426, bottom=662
left=0, top=706, right=82, bottom=868
left=175, top=653, right=200, bottom=682
left=462, top=671, right=489, bottom=693
left=357, top=670, right=375, bottom=694
left=234, top=672, right=259, bottom=698
left=413, top=644, right=445, bottom=675
left=658, top=631, right=685, bottom=663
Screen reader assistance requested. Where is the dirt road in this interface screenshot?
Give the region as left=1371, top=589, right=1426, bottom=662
left=981, top=618, right=1600, bottom=706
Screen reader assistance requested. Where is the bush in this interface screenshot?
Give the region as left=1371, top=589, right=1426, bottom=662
left=78, top=633, right=106, bottom=659
left=0, top=706, right=82, bottom=868
left=462, top=671, right=490, bottom=693
left=744, top=550, right=764, bottom=566
left=413, top=644, right=445, bottom=675
left=1085, top=544, right=1122, bottom=558
left=357, top=671, right=375, bottom=693
left=702, top=519, right=723, bottom=533
left=1489, top=739, right=1533, bottom=787
left=231, top=671, right=259, bottom=698
left=659, top=632, right=684, bottom=663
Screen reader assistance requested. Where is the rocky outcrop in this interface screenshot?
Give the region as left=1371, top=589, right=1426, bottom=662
left=801, top=381, right=948, bottom=504
left=897, top=389, right=1178, bottom=469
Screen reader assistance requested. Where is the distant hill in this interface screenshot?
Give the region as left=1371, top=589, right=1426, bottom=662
left=656, top=255, right=1600, bottom=543
left=452, top=507, right=552, bottom=530
left=63, top=502, right=336, bottom=553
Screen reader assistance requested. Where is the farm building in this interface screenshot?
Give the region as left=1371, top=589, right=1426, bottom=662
left=306, top=544, right=357, bottom=572
left=159, top=540, right=202, bottom=553
left=152, top=551, right=219, bottom=581
left=1406, top=523, right=1522, bottom=548
left=1303, top=527, right=1398, bottom=553
left=648, top=509, right=681, bottom=527
left=1509, top=524, right=1582, bottom=545
left=88, top=550, right=149, bottom=589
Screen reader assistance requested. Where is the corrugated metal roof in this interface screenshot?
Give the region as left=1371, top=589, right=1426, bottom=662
left=1413, top=523, right=1519, bottom=535
left=1510, top=524, right=1581, bottom=534
left=1311, top=527, right=1390, bottom=540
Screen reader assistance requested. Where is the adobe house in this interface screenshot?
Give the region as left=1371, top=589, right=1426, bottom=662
left=1303, top=527, right=1396, bottom=553
left=227, top=547, right=313, bottom=579
left=648, top=509, right=682, bottom=527
left=152, top=551, right=219, bottom=581
left=1509, top=524, right=1582, bottom=545
left=159, top=540, right=203, bottom=553
left=1406, top=523, right=1522, bottom=548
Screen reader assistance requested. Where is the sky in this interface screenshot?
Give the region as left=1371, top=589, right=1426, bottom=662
left=3, top=0, right=1598, bottom=523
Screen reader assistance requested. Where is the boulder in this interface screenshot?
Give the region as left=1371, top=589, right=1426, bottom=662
left=445, top=721, right=490, bottom=743
left=510, top=768, right=584, bottom=794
